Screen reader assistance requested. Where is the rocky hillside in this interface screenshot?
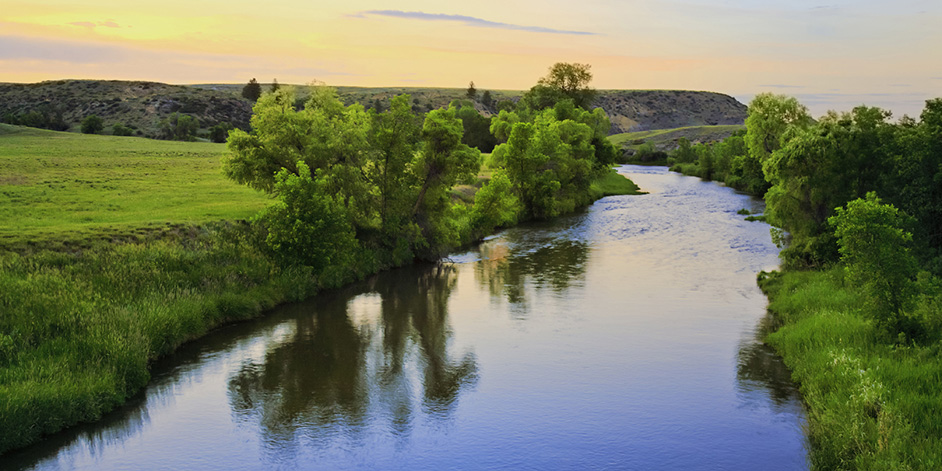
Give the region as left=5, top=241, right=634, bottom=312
left=0, top=80, right=746, bottom=137
left=596, top=90, right=747, bottom=134
left=0, top=80, right=251, bottom=138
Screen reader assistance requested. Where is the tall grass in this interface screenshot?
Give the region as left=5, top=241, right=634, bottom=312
left=0, top=225, right=318, bottom=454
left=761, top=269, right=942, bottom=469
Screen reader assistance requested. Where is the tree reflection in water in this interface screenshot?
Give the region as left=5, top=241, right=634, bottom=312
left=227, top=264, right=476, bottom=452
left=474, top=232, right=589, bottom=311
left=736, top=314, right=803, bottom=411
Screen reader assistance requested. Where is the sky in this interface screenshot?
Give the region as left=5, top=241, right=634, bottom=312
left=1, top=0, right=940, bottom=118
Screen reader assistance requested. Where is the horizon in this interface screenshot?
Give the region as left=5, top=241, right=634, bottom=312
left=2, top=0, right=940, bottom=118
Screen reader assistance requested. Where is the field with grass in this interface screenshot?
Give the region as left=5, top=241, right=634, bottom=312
left=760, top=269, right=942, bottom=469
left=0, top=124, right=270, bottom=249
left=608, top=124, right=745, bottom=152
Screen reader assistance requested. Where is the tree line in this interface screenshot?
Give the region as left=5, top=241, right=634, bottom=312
left=222, top=63, right=618, bottom=285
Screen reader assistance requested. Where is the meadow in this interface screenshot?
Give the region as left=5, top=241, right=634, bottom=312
left=0, top=123, right=269, bottom=250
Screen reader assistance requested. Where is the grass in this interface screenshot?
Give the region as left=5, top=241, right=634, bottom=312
left=0, top=124, right=269, bottom=250
left=608, top=124, right=744, bottom=149
left=590, top=168, right=645, bottom=197
left=0, top=227, right=319, bottom=454
left=761, top=268, right=942, bottom=469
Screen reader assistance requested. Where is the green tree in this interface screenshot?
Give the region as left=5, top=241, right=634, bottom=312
left=242, top=78, right=262, bottom=102
left=673, top=138, right=695, bottom=163
left=764, top=106, right=896, bottom=266
left=481, top=90, right=493, bottom=109
left=887, top=99, right=942, bottom=256
left=455, top=100, right=498, bottom=152
left=80, top=115, right=103, bottom=134
left=746, top=93, right=812, bottom=163
left=731, top=93, right=812, bottom=195
left=470, top=169, right=520, bottom=237
left=497, top=108, right=596, bottom=219
left=270, top=78, right=280, bottom=93
left=466, top=81, right=477, bottom=100
left=521, top=63, right=597, bottom=110
left=366, top=94, right=422, bottom=250
left=830, top=193, right=918, bottom=333
left=411, top=106, right=481, bottom=254
left=209, top=121, right=234, bottom=143
left=258, top=161, right=358, bottom=285
left=158, top=113, right=198, bottom=141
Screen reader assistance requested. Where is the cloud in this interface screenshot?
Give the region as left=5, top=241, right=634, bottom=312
left=68, top=20, right=121, bottom=29
left=351, top=10, right=598, bottom=36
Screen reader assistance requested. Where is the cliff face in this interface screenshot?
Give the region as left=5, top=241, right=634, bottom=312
left=595, top=90, right=747, bottom=134
left=0, top=81, right=747, bottom=137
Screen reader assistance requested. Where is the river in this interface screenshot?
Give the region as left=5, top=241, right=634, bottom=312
left=3, top=165, right=808, bottom=470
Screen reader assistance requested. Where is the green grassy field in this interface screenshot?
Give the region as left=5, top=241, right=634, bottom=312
left=608, top=124, right=744, bottom=149
left=0, top=124, right=269, bottom=249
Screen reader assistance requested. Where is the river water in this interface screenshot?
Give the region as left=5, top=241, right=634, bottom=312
left=3, top=165, right=808, bottom=470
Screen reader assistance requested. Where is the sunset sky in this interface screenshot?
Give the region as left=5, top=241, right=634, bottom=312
left=1, top=0, right=940, bottom=117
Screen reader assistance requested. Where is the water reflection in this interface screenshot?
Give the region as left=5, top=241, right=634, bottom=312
left=736, top=314, right=802, bottom=409
left=475, top=231, right=589, bottom=310
left=227, top=264, right=477, bottom=451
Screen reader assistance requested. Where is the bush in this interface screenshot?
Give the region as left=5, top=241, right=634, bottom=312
left=209, top=122, right=234, bottom=143
left=112, top=123, right=134, bottom=136
left=81, top=115, right=104, bottom=134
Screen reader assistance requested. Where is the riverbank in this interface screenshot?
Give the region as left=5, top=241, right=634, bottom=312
left=0, top=125, right=641, bottom=454
left=760, top=268, right=942, bottom=468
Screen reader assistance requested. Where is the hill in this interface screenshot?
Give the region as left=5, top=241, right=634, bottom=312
left=609, top=124, right=745, bottom=156
left=0, top=80, right=747, bottom=138
left=0, top=80, right=252, bottom=138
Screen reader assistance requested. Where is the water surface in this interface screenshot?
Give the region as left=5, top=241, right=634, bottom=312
left=3, top=165, right=808, bottom=470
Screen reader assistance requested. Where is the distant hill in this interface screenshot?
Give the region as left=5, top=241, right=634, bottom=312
left=0, top=80, right=252, bottom=138
left=0, top=80, right=747, bottom=138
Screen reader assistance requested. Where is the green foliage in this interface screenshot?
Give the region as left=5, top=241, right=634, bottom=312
left=412, top=106, right=481, bottom=254
left=521, top=62, right=597, bottom=110
left=673, top=137, right=695, bottom=163
left=242, top=78, right=262, bottom=101
left=111, top=123, right=134, bottom=136
left=763, top=107, right=894, bottom=267
left=455, top=100, right=498, bottom=152
left=497, top=107, right=596, bottom=219
left=80, top=114, right=103, bottom=134
left=481, top=90, right=493, bottom=109
left=158, top=112, right=198, bottom=141
left=830, top=193, right=918, bottom=332
left=259, top=162, right=358, bottom=283
left=490, top=109, right=520, bottom=143
left=885, top=98, right=942, bottom=255
left=0, top=225, right=319, bottom=454
left=470, top=169, right=520, bottom=236
left=208, top=121, right=233, bottom=143
left=762, top=268, right=942, bottom=469
left=270, top=78, right=280, bottom=93
left=745, top=92, right=812, bottom=164
left=466, top=80, right=477, bottom=100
